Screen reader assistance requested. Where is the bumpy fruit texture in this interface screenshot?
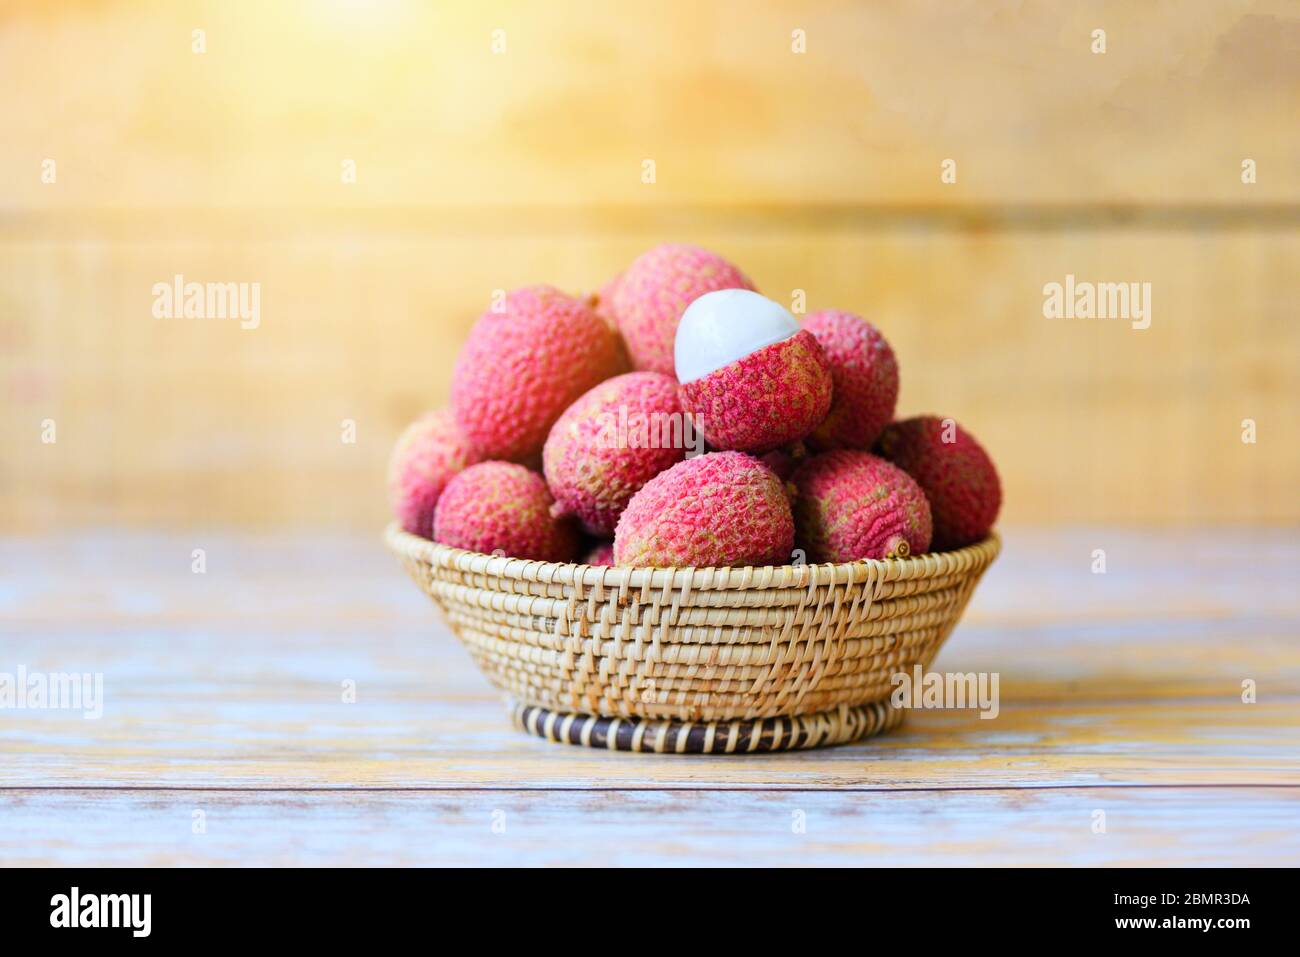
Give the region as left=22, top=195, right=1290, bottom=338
left=543, top=371, right=686, bottom=536
left=791, top=450, right=932, bottom=561
left=875, top=416, right=1001, bottom=550
left=387, top=409, right=483, bottom=537
left=609, top=244, right=755, bottom=375
left=433, top=461, right=579, bottom=562
left=589, top=272, right=622, bottom=329
left=451, top=285, right=624, bottom=462
left=614, top=451, right=794, bottom=568
left=760, top=447, right=802, bottom=482
left=803, top=310, right=899, bottom=450
left=582, top=541, right=616, bottom=566
left=679, top=330, right=832, bottom=453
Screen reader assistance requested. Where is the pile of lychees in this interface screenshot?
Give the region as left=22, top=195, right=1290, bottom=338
left=389, top=243, right=1001, bottom=567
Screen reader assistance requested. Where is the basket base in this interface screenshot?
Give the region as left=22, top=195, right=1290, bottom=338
left=509, top=700, right=904, bottom=754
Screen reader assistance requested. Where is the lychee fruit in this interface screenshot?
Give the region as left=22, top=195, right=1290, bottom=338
left=588, top=272, right=622, bottom=329
left=608, top=243, right=755, bottom=374
left=791, top=450, right=932, bottom=562
left=875, top=416, right=1001, bottom=550
left=581, top=541, right=616, bottom=566
left=760, top=446, right=802, bottom=482
left=386, top=409, right=483, bottom=538
left=613, top=451, right=794, bottom=568
left=542, top=371, right=687, bottom=536
left=803, top=309, right=899, bottom=450
left=451, top=285, right=624, bottom=462
left=433, top=461, right=579, bottom=562
left=676, top=290, right=833, bottom=453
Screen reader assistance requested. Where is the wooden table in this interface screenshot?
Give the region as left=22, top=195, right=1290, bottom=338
left=2, top=529, right=1297, bottom=866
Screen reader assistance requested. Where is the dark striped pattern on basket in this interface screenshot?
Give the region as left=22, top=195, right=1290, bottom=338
left=511, top=700, right=904, bottom=753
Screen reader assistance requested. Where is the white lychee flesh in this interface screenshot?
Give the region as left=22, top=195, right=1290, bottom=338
left=673, top=289, right=800, bottom=384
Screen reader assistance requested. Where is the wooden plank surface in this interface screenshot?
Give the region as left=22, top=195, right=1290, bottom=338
left=3, top=1, right=1297, bottom=208
left=3, top=788, right=1297, bottom=868
left=1, top=529, right=1297, bottom=865
left=3, top=0, right=1299, bottom=534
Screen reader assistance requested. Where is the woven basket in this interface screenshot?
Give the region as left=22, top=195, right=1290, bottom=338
left=387, top=524, right=999, bottom=753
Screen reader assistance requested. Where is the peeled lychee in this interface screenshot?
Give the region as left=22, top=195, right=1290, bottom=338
left=803, top=309, right=899, bottom=450
left=433, top=461, right=579, bottom=562
left=676, top=290, right=832, bottom=453
left=608, top=244, right=755, bottom=374
left=582, top=541, right=616, bottom=566
left=791, top=450, right=932, bottom=561
left=542, top=371, right=687, bottom=536
left=451, top=285, right=624, bottom=462
left=614, top=451, right=794, bottom=568
left=875, top=416, right=1001, bottom=550
left=387, top=409, right=483, bottom=537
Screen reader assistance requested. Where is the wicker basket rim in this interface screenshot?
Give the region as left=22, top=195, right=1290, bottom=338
left=384, top=523, right=1000, bottom=590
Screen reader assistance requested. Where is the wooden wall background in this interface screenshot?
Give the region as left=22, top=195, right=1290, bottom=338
left=2, top=0, right=1297, bottom=532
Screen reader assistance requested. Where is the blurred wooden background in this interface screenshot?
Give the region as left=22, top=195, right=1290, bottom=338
left=2, top=0, right=1298, bottom=532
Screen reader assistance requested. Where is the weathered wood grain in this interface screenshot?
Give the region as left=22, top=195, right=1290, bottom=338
left=2, top=529, right=1296, bottom=792
left=2, top=786, right=1296, bottom=867
left=2, top=529, right=1297, bottom=863
left=2, top=1, right=1296, bottom=208
left=2, top=2, right=1298, bottom=531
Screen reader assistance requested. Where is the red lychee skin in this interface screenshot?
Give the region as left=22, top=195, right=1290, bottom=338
left=542, top=371, right=686, bottom=536
left=588, top=272, right=622, bottom=329
left=387, top=409, right=484, bottom=538
left=791, top=450, right=932, bottom=562
left=609, top=244, right=756, bottom=375
left=451, top=285, right=625, bottom=462
left=760, top=447, right=801, bottom=482
left=678, top=330, right=832, bottom=454
left=582, top=541, right=616, bottom=566
left=614, top=451, right=794, bottom=568
left=875, top=416, right=1001, bottom=550
left=803, top=310, right=899, bottom=451
left=433, top=462, right=579, bottom=562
